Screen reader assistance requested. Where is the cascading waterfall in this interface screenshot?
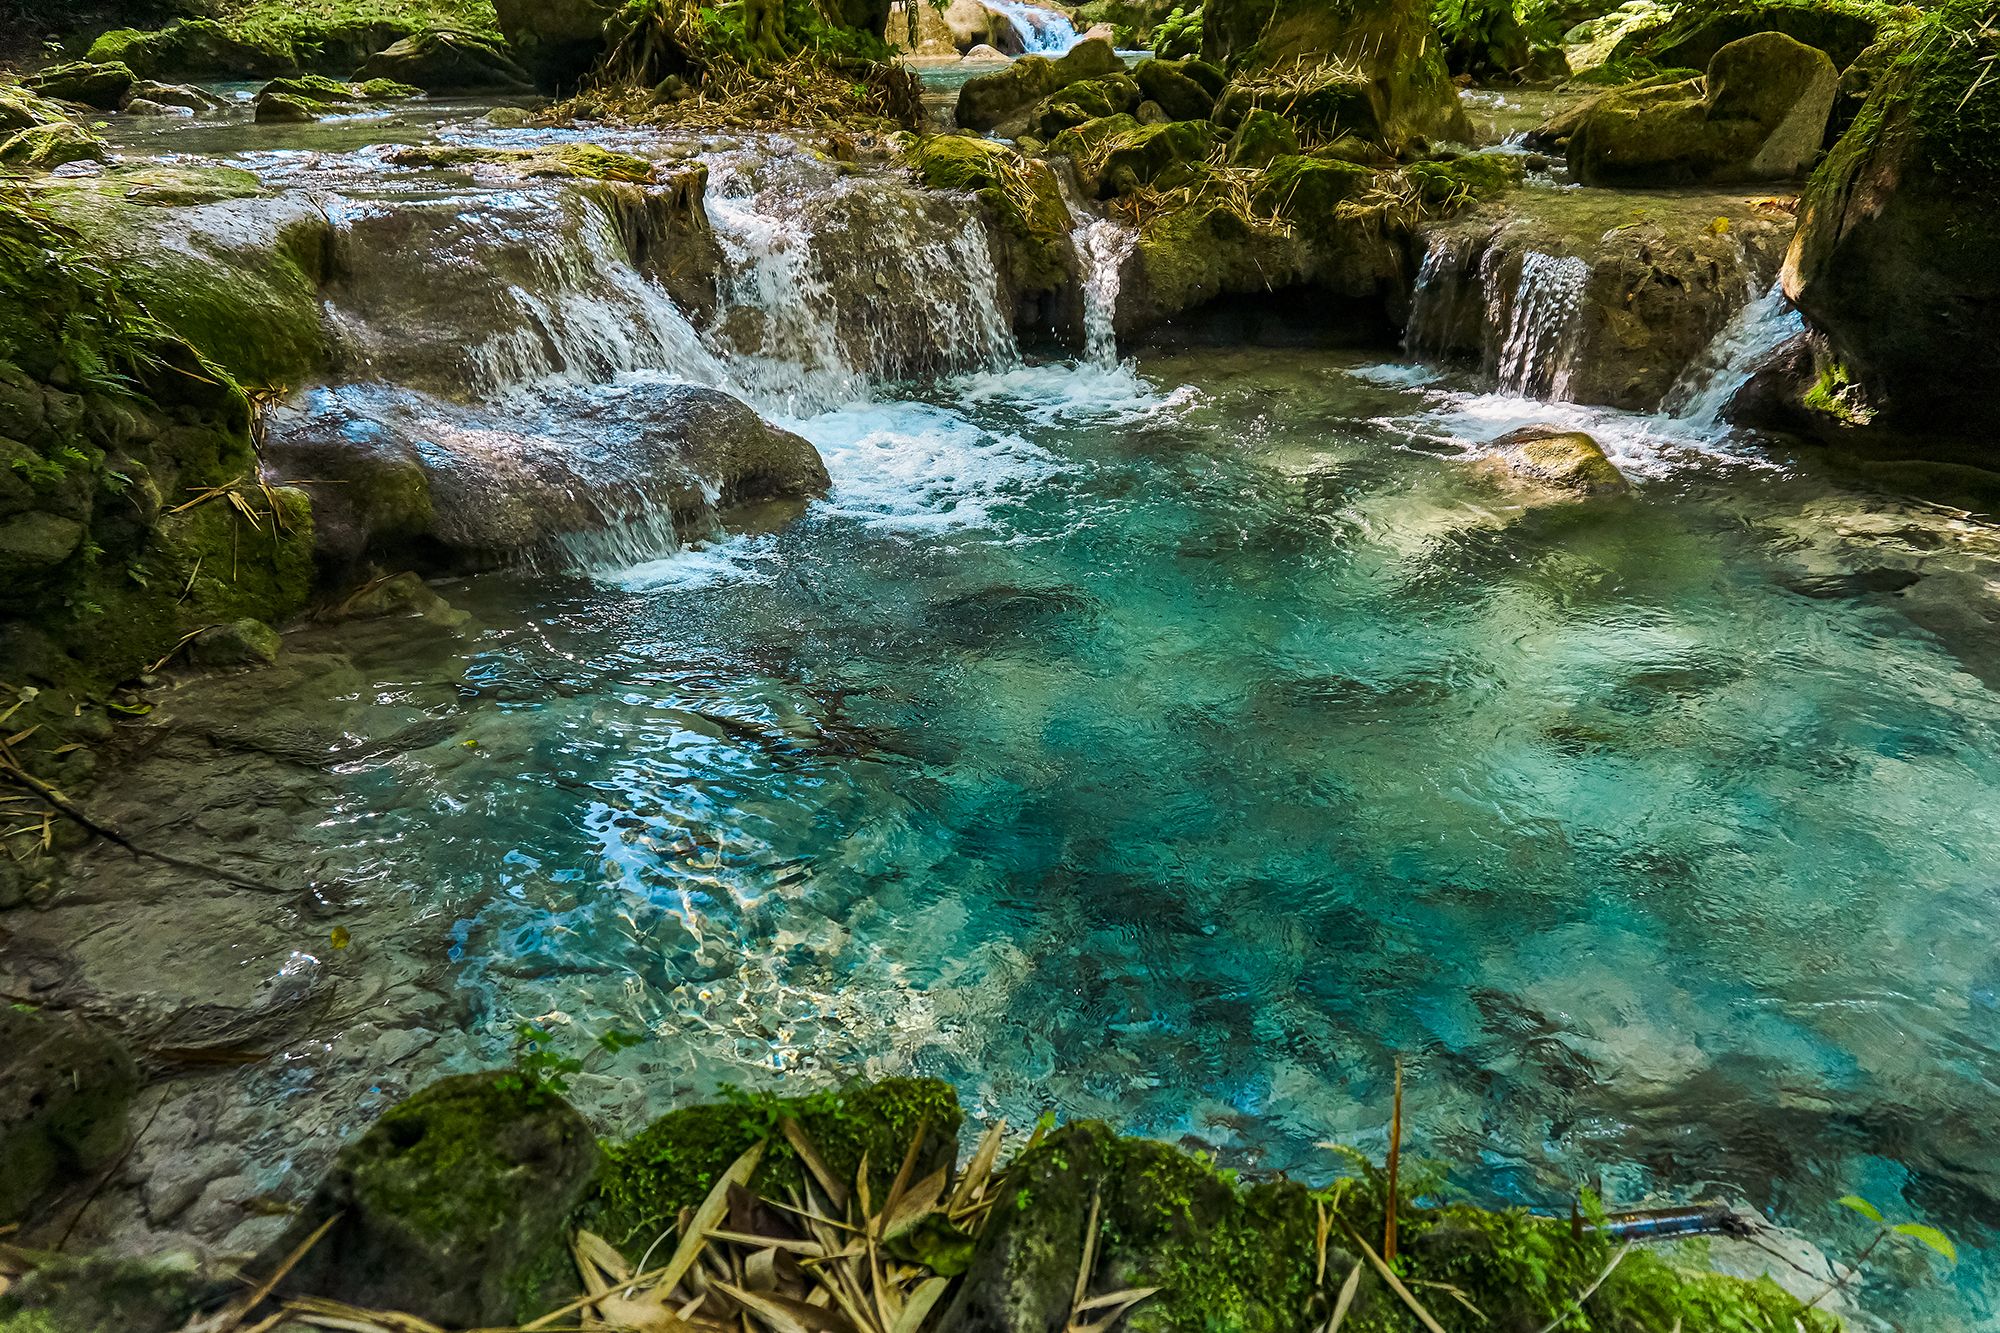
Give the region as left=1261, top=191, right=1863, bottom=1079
left=1073, top=215, right=1136, bottom=366
left=699, top=150, right=1019, bottom=414
left=1493, top=250, right=1590, bottom=400
left=1661, top=280, right=1805, bottom=428
left=984, top=0, right=1083, bottom=53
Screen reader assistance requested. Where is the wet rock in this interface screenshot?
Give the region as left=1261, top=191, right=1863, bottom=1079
left=0, top=83, right=70, bottom=133
left=0, top=120, right=108, bottom=170
left=22, top=61, right=137, bottom=112
left=1226, top=105, right=1301, bottom=164
left=385, top=141, right=657, bottom=183
left=1200, top=0, right=1467, bottom=149
left=129, top=81, right=230, bottom=115
left=123, top=98, right=195, bottom=118
left=1786, top=0, right=2000, bottom=442
left=330, top=572, right=469, bottom=627
left=1409, top=187, right=1794, bottom=410
left=957, top=38, right=1126, bottom=133
left=272, top=1072, right=599, bottom=1326
left=0, top=1251, right=219, bottom=1333
left=1549, top=33, right=1837, bottom=185
left=88, top=21, right=298, bottom=81
left=1133, top=56, right=1216, bottom=120
left=964, top=42, right=1008, bottom=59
left=901, top=134, right=1080, bottom=320
left=1094, top=118, right=1217, bottom=196
left=493, top=0, right=620, bottom=91
left=0, top=511, right=85, bottom=576
left=187, top=618, right=284, bottom=669
left=1485, top=424, right=1632, bottom=495
left=253, top=73, right=420, bottom=123
left=0, top=1006, right=139, bottom=1222
left=356, top=29, right=536, bottom=95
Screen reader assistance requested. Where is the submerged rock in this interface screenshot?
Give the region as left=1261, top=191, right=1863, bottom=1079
left=1548, top=33, right=1838, bottom=185
left=187, top=617, right=284, bottom=669
left=0, top=1007, right=139, bottom=1222
left=272, top=1072, right=599, bottom=1326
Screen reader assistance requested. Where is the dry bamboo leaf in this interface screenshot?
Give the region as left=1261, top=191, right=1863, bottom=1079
left=1335, top=1220, right=1446, bottom=1333
left=278, top=1296, right=447, bottom=1333
left=715, top=1280, right=812, bottom=1333
left=1074, top=1289, right=1161, bottom=1314
left=878, top=1127, right=927, bottom=1235
left=888, top=1278, right=949, bottom=1333
left=660, top=1142, right=769, bottom=1297
left=1072, top=1190, right=1102, bottom=1314
left=782, top=1119, right=850, bottom=1213
left=207, top=1211, right=341, bottom=1333
left=1324, top=1261, right=1363, bottom=1333
left=879, top=1169, right=948, bottom=1242
left=744, top=1249, right=779, bottom=1293
left=707, top=1231, right=826, bottom=1257
left=948, top=1122, right=1006, bottom=1213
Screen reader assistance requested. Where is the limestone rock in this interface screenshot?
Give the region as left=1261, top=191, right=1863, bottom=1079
left=188, top=618, right=284, bottom=668
left=252, top=73, right=419, bottom=124
left=1486, top=425, right=1632, bottom=494
left=272, top=1072, right=600, bottom=1326
left=0, top=1007, right=139, bottom=1222
left=964, top=43, right=1008, bottom=58
left=356, top=30, right=535, bottom=94
left=1554, top=33, right=1837, bottom=185
left=1785, top=0, right=2000, bottom=440
left=492, top=0, right=619, bottom=91
left=331, top=572, right=469, bottom=626
left=22, top=61, right=137, bottom=112
left=87, top=21, right=298, bottom=81
left=0, top=121, right=108, bottom=171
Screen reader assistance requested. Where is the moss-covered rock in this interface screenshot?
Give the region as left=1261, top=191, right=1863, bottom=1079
left=1785, top=0, right=2000, bottom=441
left=356, top=28, right=535, bottom=93
left=0, top=1006, right=138, bottom=1223
left=0, top=122, right=107, bottom=172
left=20, top=62, right=137, bottom=113
left=958, top=38, right=1127, bottom=133
left=1608, top=0, right=1896, bottom=74
left=1485, top=425, right=1632, bottom=495
left=1404, top=150, right=1526, bottom=206
left=904, top=133, right=1077, bottom=304
left=385, top=142, right=659, bottom=183
left=88, top=20, right=299, bottom=81
left=0, top=1252, right=217, bottom=1333
left=1554, top=32, right=1836, bottom=184
left=1032, top=72, right=1143, bottom=138
left=1134, top=57, right=1218, bottom=120
left=1213, top=69, right=1389, bottom=149
left=1198, top=0, right=1468, bottom=149
left=591, top=1078, right=962, bottom=1254
left=273, top=1072, right=600, bottom=1327
left=1227, top=106, right=1300, bottom=164
left=253, top=72, right=421, bottom=122
left=186, top=616, right=283, bottom=668
left=1094, top=118, right=1217, bottom=196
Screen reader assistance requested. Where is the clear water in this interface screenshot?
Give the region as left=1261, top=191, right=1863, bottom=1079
left=148, top=348, right=2000, bottom=1326
left=50, top=106, right=2000, bottom=1327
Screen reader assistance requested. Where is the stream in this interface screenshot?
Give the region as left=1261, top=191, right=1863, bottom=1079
left=18, top=94, right=2000, bottom=1330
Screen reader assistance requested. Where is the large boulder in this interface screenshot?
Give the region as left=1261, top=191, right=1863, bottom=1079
left=1609, top=0, right=1889, bottom=76
left=1550, top=32, right=1837, bottom=185
left=356, top=30, right=535, bottom=94
left=1483, top=425, right=1632, bottom=495
left=272, top=1072, right=599, bottom=1326
left=0, top=1007, right=139, bottom=1223
left=492, top=0, right=618, bottom=91
left=1133, top=56, right=1218, bottom=119
left=1198, top=0, right=1468, bottom=149
left=957, top=37, right=1125, bottom=132
left=1784, top=0, right=2000, bottom=440
left=22, top=60, right=137, bottom=111
left=87, top=20, right=298, bottom=80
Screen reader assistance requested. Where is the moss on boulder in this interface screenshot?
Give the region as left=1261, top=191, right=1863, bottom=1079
left=1033, top=73, right=1144, bottom=137
left=0, top=123, right=107, bottom=172
left=1133, top=57, right=1219, bottom=120
left=253, top=73, right=421, bottom=122
left=1094, top=118, right=1218, bottom=196
left=272, top=1072, right=599, bottom=1327
left=1227, top=106, right=1300, bottom=164
left=1608, top=0, right=1896, bottom=74
left=904, top=133, right=1077, bottom=301
left=20, top=62, right=137, bottom=113
left=1785, top=0, right=2000, bottom=441
left=88, top=21, right=298, bottom=81
left=385, top=142, right=659, bottom=183
left=356, top=29, right=535, bottom=94
left=958, top=38, right=1127, bottom=133
left=591, top=1078, right=962, bottom=1254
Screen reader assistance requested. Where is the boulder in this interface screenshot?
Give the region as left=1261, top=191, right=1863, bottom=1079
left=964, top=42, right=1008, bottom=58
left=1214, top=67, right=1387, bottom=145
left=87, top=21, right=298, bottom=81
left=1199, top=0, right=1468, bottom=149
left=355, top=30, right=535, bottom=94
left=1226, top=105, right=1300, bottom=164
left=1554, top=32, right=1836, bottom=185
left=1609, top=0, right=1888, bottom=76
left=1133, top=56, right=1216, bottom=119
left=1784, top=0, right=2000, bottom=440
left=1032, top=72, right=1142, bottom=136
left=1484, top=425, right=1632, bottom=494
left=0, top=1007, right=139, bottom=1222
left=902, top=134, right=1080, bottom=321
left=1409, top=186, right=1795, bottom=409
left=331, top=571, right=469, bottom=626
left=131, top=81, right=229, bottom=114
left=0, top=121, right=108, bottom=171
left=187, top=617, right=284, bottom=668
left=22, top=61, right=137, bottom=111
left=0, top=84, right=68, bottom=132
left=272, top=1072, right=599, bottom=1327
left=1094, top=118, right=1217, bottom=196
left=492, top=0, right=619, bottom=91
left=253, top=73, right=420, bottom=123
left=957, top=38, right=1127, bottom=131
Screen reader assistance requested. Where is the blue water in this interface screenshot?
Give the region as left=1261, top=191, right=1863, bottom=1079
left=257, top=348, right=2000, bottom=1325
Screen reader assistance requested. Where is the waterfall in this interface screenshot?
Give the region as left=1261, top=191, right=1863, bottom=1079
left=1073, top=215, right=1136, bottom=366
left=699, top=149, right=1019, bottom=415
left=1661, top=281, right=1805, bottom=428
left=985, top=0, right=1083, bottom=54
left=1493, top=251, right=1589, bottom=400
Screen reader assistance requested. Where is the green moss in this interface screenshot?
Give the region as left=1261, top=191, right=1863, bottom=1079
left=590, top=1077, right=962, bottom=1253
left=1405, top=150, right=1526, bottom=207
left=385, top=143, right=661, bottom=184
left=87, top=1, right=500, bottom=80
left=904, top=135, right=1074, bottom=295
left=1250, top=153, right=1374, bottom=229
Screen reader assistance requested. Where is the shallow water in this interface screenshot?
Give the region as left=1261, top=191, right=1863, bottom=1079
left=39, top=103, right=2000, bottom=1328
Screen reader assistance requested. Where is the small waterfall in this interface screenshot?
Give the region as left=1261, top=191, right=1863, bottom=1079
left=699, top=150, right=1019, bottom=414
left=1073, top=215, right=1136, bottom=366
left=985, top=0, right=1083, bottom=54
left=1661, top=281, right=1805, bottom=428
left=1493, top=251, right=1589, bottom=400
left=1403, top=233, right=1479, bottom=361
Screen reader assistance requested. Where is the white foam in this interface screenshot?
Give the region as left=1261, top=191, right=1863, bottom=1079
left=784, top=399, right=1059, bottom=533
left=597, top=534, right=781, bottom=591
left=952, top=361, right=1197, bottom=425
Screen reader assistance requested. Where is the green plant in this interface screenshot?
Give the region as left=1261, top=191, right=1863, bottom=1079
left=1816, top=1195, right=1957, bottom=1308
left=495, top=1023, right=585, bottom=1095
left=1152, top=5, right=1202, bottom=58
